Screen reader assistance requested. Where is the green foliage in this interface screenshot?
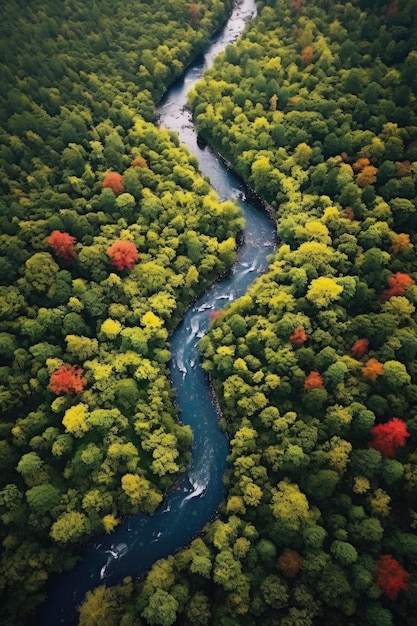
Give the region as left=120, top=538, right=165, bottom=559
left=0, top=0, right=239, bottom=622
left=3, top=0, right=417, bottom=624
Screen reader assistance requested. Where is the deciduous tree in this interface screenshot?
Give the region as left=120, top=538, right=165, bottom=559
left=47, top=230, right=77, bottom=265
left=374, top=555, right=409, bottom=600
left=369, top=418, right=409, bottom=458
left=102, top=172, right=124, bottom=196
left=107, top=240, right=139, bottom=271
left=49, top=364, right=87, bottom=395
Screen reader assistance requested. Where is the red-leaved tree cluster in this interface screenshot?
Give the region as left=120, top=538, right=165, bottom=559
left=375, top=554, right=409, bottom=600
left=289, top=327, right=307, bottom=346
left=49, top=364, right=87, bottom=395
left=369, top=417, right=409, bottom=458
left=351, top=338, right=369, bottom=358
left=102, top=172, right=124, bottom=196
left=107, top=240, right=139, bottom=271
left=304, top=371, right=324, bottom=391
left=381, top=272, right=414, bottom=301
left=47, top=231, right=77, bottom=265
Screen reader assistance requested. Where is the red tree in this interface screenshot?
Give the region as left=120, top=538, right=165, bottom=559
left=382, top=272, right=414, bottom=301
left=102, top=172, right=124, bottom=196
left=107, top=240, right=139, bottom=271
left=304, top=371, right=324, bottom=391
left=369, top=417, right=409, bottom=458
left=351, top=338, right=369, bottom=358
left=49, top=364, right=87, bottom=395
left=375, top=555, right=409, bottom=600
left=47, top=231, right=77, bottom=265
left=289, top=327, right=307, bottom=346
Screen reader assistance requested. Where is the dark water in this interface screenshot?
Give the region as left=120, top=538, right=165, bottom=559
left=37, top=1, right=276, bottom=623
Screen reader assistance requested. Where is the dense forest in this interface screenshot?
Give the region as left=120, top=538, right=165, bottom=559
left=0, top=0, right=240, bottom=623
left=1, top=0, right=417, bottom=624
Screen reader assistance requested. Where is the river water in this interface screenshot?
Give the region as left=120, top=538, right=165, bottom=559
left=37, top=1, right=276, bottom=623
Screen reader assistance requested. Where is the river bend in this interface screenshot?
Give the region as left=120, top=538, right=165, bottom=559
left=38, top=1, right=276, bottom=623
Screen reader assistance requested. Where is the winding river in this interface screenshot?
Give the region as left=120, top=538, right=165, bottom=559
left=38, top=0, right=276, bottom=623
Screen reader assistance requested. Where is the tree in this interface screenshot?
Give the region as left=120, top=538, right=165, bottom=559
left=361, top=359, right=384, bottom=382
left=391, top=233, right=411, bottom=256
left=278, top=548, right=303, bottom=578
left=78, top=585, right=118, bottom=626
left=49, top=364, right=87, bottom=395
left=261, top=574, right=289, bottom=609
left=102, top=172, right=124, bottom=196
left=369, top=418, right=409, bottom=458
left=50, top=511, right=89, bottom=544
left=290, top=327, right=307, bottom=346
left=107, top=240, right=139, bottom=271
left=374, top=555, right=409, bottom=600
left=26, top=484, right=61, bottom=515
left=382, top=272, right=414, bottom=301
left=47, top=230, right=77, bottom=265
left=304, top=371, right=324, bottom=391
left=306, top=277, right=343, bottom=308
left=62, top=403, right=90, bottom=438
left=351, top=338, right=369, bottom=358
left=270, top=480, right=311, bottom=533
left=356, top=165, right=378, bottom=187
left=301, top=46, right=313, bottom=65
left=142, top=588, right=179, bottom=626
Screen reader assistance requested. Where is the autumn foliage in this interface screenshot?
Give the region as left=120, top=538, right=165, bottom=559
left=130, top=156, right=148, bottom=168
left=49, top=364, right=87, bottom=395
left=107, top=240, right=139, bottom=271
left=361, top=358, right=384, bottom=381
left=289, top=327, right=307, bottom=346
left=352, top=157, right=370, bottom=172
left=291, top=0, right=306, bottom=12
left=304, top=371, right=324, bottom=390
left=375, top=555, right=409, bottom=600
left=351, top=338, right=369, bottom=358
left=301, top=46, right=313, bottom=65
left=391, top=233, right=411, bottom=256
left=342, top=207, right=355, bottom=220
left=278, top=548, right=303, bottom=578
left=369, top=418, right=410, bottom=458
left=189, top=3, right=200, bottom=25
left=47, top=230, right=77, bottom=265
left=382, top=272, right=414, bottom=301
left=356, top=165, right=378, bottom=187
left=102, top=172, right=124, bottom=196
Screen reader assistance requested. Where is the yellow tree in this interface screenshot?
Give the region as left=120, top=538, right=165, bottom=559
left=306, top=277, right=344, bottom=307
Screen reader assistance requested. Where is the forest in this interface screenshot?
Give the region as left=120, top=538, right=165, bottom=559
left=1, top=0, right=417, bottom=624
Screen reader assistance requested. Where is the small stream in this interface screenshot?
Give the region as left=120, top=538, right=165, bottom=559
left=37, top=1, right=276, bottom=623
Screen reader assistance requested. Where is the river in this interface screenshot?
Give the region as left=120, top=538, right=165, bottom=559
left=37, top=0, right=276, bottom=623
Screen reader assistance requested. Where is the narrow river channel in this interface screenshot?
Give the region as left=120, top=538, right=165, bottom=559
left=37, top=1, right=276, bottom=623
